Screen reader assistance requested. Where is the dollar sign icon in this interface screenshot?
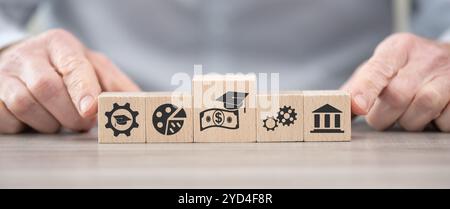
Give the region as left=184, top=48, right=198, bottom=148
left=213, top=110, right=225, bottom=126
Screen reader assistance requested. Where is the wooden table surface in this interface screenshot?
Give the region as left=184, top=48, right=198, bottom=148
left=1, top=119, right=450, bottom=188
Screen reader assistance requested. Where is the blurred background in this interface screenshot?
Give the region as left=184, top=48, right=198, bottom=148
left=1, top=0, right=450, bottom=91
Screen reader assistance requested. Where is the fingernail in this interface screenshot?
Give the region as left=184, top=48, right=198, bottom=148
left=354, top=94, right=368, bottom=113
left=80, top=95, right=94, bottom=114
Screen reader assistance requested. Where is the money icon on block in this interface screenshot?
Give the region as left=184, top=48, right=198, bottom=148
left=192, top=74, right=256, bottom=142
left=199, top=108, right=239, bottom=131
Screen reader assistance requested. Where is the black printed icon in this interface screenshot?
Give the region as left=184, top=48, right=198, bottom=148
left=114, top=115, right=131, bottom=125
left=277, top=106, right=297, bottom=126
left=310, top=104, right=344, bottom=133
left=152, top=103, right=186, bottom=135
left=200, top=91, right=248, bottom=131
left=262, top=105, right=297, bottom=131
left=262, top=116, right=278, bottom=131
left=216, top=91, right=249, bottom=111
left=105, top=103, right=139, bottom=137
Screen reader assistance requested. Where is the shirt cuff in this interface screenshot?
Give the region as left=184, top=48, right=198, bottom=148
left=439, top=28, right=450, bottom=43
left=0, top=29, right=26, bottom=50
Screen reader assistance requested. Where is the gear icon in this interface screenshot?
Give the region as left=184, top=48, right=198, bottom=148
left=277, top=105, right=297, bottom=126
left=263, top=116, right=278, bottom=131
left=105, top=103, right=139, bottom=137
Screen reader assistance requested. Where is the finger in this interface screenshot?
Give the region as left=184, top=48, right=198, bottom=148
left=15, top=59, right=95, bottom=131
left=346, top=34, right=413, bottom=115
left=404, top=75, right=450, bottom=131
left=0, top=74, right=60, bottom=133
left=435, top=103, right=450, bottom=132
left=46, top=30, right=102, bottom=118
left=0, top=100, right=25, bottom=134
left=86, top=51, right=140, bottom=91
left=340, top=78, right=359, bottom=120
left=365, top=61, right=426, bottom=130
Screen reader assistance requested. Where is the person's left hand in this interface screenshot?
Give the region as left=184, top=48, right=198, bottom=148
left=342, top=33, right=450, bottom=132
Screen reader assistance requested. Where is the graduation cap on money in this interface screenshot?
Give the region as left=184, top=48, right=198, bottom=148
left=216, top=91, right=249, bottom=112
left=114, top=115, right=131, bottom=125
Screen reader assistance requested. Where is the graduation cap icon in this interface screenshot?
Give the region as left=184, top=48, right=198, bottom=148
left=216, top=91, right=249, bottom=112
left=114, top=115, right=131, bottom=125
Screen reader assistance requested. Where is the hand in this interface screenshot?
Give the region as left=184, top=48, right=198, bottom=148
left=0, top=29, right=140, bottom=134
left=343, top=33, right=450, bottom=132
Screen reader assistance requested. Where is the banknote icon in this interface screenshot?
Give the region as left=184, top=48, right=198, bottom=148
left=199, top=108, right=239, bottom=131
left=199, top=91, right=248, bottom=131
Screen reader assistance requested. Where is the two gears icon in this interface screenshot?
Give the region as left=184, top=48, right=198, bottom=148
left=263, top=105, right=297, bottom=131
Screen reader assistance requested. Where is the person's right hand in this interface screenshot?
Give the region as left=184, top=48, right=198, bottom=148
left=0, top=29, right=140, bottom=134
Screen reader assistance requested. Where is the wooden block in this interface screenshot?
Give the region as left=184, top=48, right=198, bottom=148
left=146, top=92, right=192, bottom=143
left=303, top=90, right=351, bottom=142
left=257, top=91, right=303, bottom=142
left=192, top=74, right=257, bottom=142
left=98, top=92, right=146, bottom=143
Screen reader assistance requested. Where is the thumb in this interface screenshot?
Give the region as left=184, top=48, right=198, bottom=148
left=86, top=51, right=141, bottom=92
left=345, top=35, right=411, bottom=115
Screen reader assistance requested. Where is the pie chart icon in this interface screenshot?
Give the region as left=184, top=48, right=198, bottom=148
left=152, top=103, right=187, bottom=135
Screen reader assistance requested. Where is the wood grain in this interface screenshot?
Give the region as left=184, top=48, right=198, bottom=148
left=146, top=92, right=193, bottom=143
left=1, top=119, right=450, bottom=188
left=192, top=74, right=257, bottom=142
left=98, top=92, right=147, bottom=143
left=303, top=91, right=351, bottom=142
left=257, top=91, right=304, bottom=142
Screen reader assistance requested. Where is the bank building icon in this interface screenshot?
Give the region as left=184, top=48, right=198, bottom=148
left=310, top=104, right=344, bottom=133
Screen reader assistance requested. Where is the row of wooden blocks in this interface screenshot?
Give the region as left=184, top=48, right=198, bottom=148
left=98, top=74, right=351, bottom=143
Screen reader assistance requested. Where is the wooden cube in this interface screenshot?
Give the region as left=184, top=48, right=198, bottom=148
left=257, top=91, right=303, bottom=142
left=98, top=92, right=146, bottom=143
left=192, top=74, right=257, bottom=142
left=303, top=90, right=351, bottom=142
left=146, top=92, right=193, bottom=143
